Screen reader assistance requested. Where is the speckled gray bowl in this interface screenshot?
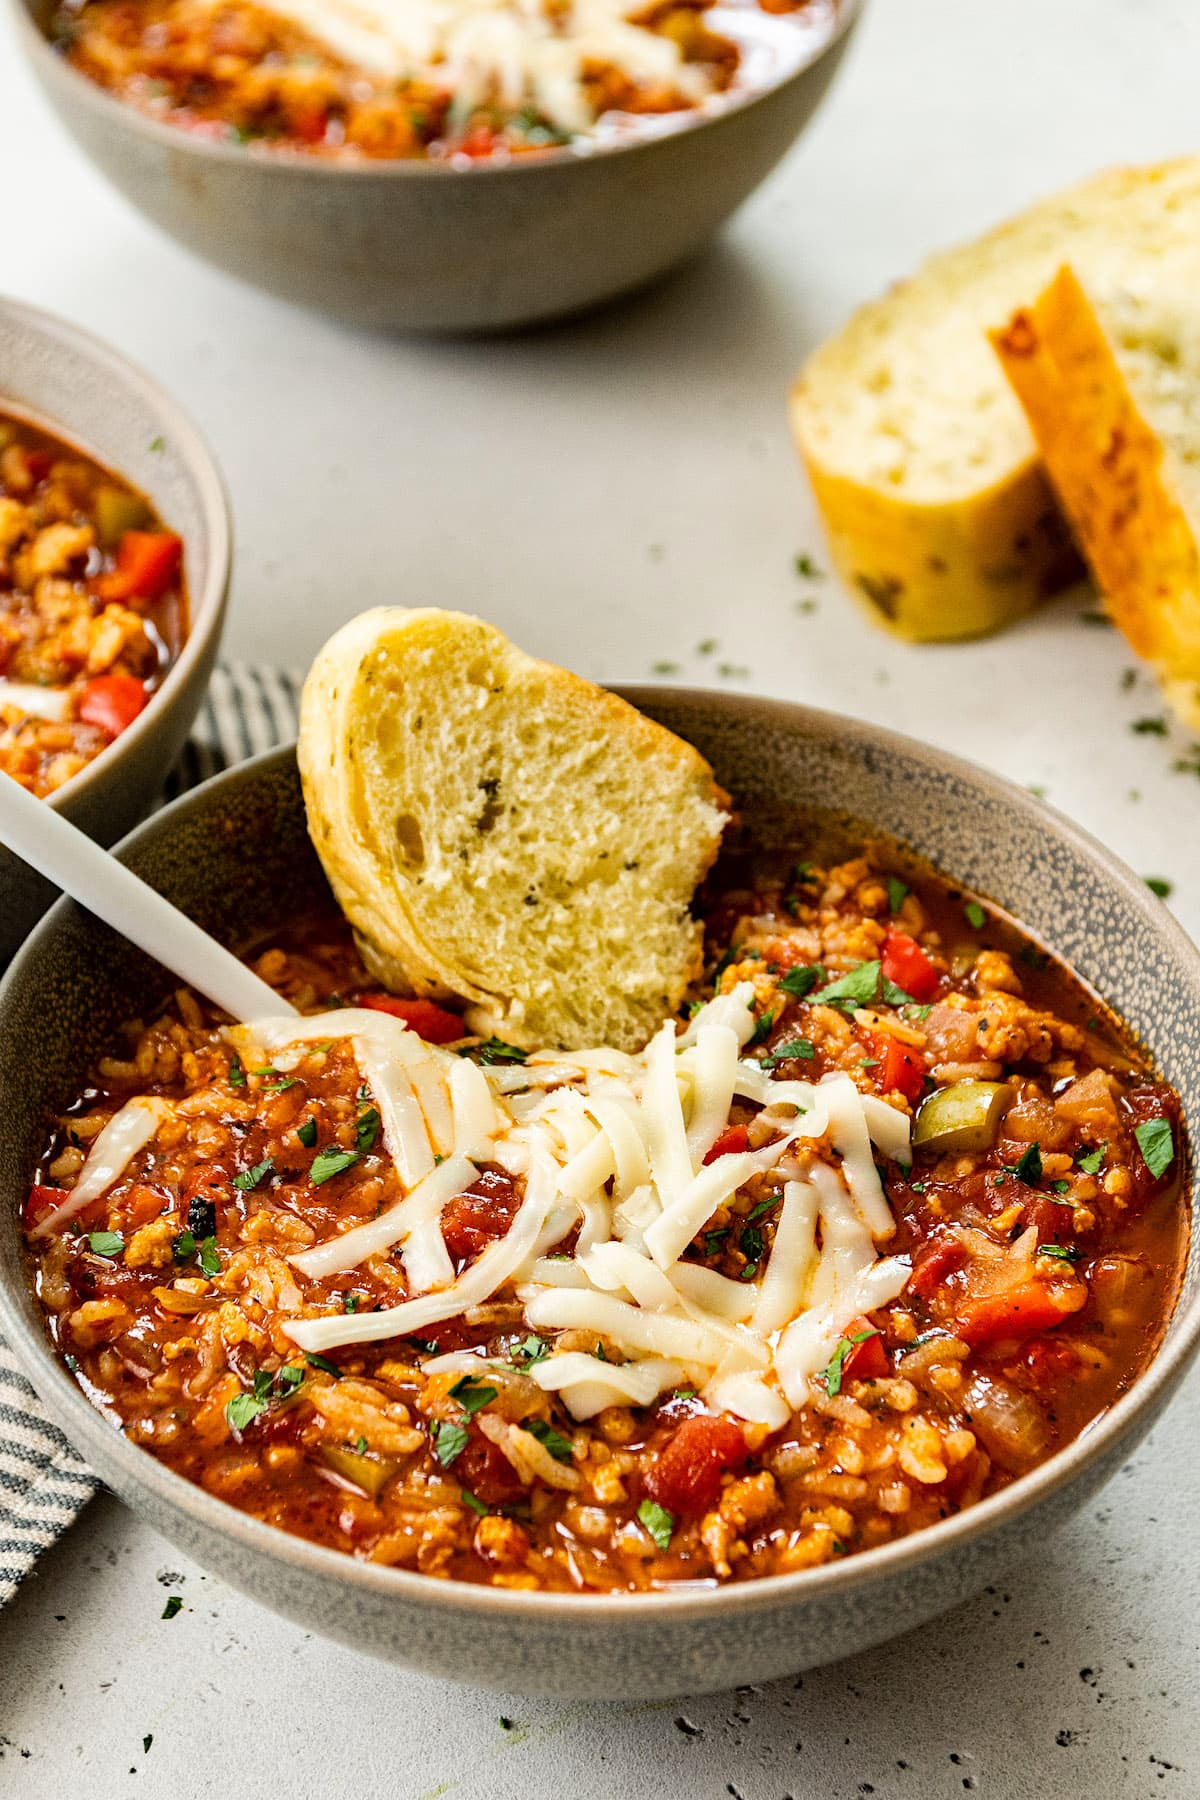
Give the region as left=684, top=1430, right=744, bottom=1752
left=1, top=692, right=1197, bottom=1697
left=8, top=0, right=861, bottom=331
left=0, top=298, right=231, bottom=963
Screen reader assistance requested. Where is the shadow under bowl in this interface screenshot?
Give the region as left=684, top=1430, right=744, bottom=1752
left=0, top=689, right=1197, bottom=1696
left=0, top=297, right=231, bottom=964
left=8, top=0, right=863, bottom=331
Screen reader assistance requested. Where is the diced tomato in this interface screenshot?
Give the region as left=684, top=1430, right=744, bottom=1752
left=121, top=1183, right=169, bottom=1230
left=907, top=1231, right=967, bottom=1301
left=458, top=124, right=499, bottom=157
left=870, top=1033, right=925, bottom=1106
left=956, top=1283, right=1077, bottom=1349
left=1018, top=1335, right=1081, bottom=1390
left=456, top=1429, right=526, bottom=1507
left=842, top=1316, right=888, bottom=1381
left=1020, top=1190, right=1072, bottom=1246
left=881, top=926, right=940, bottom=1003
left=353, top=994, right=465, bottom=1043
left=77, top=673, right=148, bottom=741
left=644, top=1412, right=747, bottom=1516
left=23, top=1184, right=65, bottom=1232
left=702, top=1124, right=750, bottom=1165
left=94, top=529, right=182, bottom=604
left=442, top=1168, right=521, bottom=1262
left=289, top=106, right=328, bottom=143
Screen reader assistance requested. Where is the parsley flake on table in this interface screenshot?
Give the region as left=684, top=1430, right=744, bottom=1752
left=522, top=1417, right=573, bottom=1462
left=161, top=1595, right=183, bottom=1620
left=232, top=1156, right=273, bottom=1192
left=793, top=552, right=823, bottom=579
left=637, top=1499, right=675, bottom=1551
left=1134, top=1117, right=1175, bottom=1179
left=310, top=1147, right=359, bottom=1185
left=1145, top=877, right=1173, bottom=899
left=1132, top=716, right=1168, bottom=735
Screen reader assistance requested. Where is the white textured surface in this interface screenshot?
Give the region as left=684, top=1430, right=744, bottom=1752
left=2, top=0, right=1200, bottom=1791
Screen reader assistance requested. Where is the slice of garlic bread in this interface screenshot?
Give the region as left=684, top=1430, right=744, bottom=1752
left=992, top=264, right=1200, bottom=727
left=298, top=608, right=728, bottom=1051
left=790, top=158, right=1200, bottom=642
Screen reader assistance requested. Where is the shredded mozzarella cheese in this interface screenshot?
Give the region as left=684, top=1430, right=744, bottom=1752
left=28, top=1098, right=168, bottom=1239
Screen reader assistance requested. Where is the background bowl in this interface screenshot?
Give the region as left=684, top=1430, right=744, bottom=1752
left=1, top=691, right=1197, bottom=1697
left=9, top=0, right=862, bottom=331
left=0, top=297, right=231, bottom=964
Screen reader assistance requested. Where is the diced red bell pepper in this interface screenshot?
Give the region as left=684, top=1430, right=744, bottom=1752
left=23, top=1184, right=65, bottom=1232
left=353, top=994, right=465, bottom=1043
left=881, top=926, right=940, bottom=1003
left=95, top=530, right=182, bottom=604
left=956, top=1283, right=1077, bottom=1349
left=644, top=1412, right=748, bottom=1515
left=289, top=106, right=328, bottom=143
left=907, top=1231, right=967, bottom=1301
left=456, top=1429, right=526, bottom=1507
left=702, top=1124, right=750, bottom=1165
left=441, top=1169, right=521, bottom=1261
left=842, top=1316, right=888, bottom=1381
left=870, top=1033, right=926, bottom=1106
left=458, top=124, right=500, bottom=157
left=77, top=673, right=148, bottom=741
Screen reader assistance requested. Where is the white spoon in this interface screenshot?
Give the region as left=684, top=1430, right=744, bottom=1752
left=0, top=771, right=298, bottom=1021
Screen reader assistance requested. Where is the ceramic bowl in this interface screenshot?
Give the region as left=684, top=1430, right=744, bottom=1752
left=0, top=297, right=231, bottom=963
left=9, top=0, right=863, bottom=331
left=1, top=692, right=1197, bottom=1698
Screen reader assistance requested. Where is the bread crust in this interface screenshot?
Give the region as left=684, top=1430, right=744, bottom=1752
left=991, top=265, right=1200, bottom=726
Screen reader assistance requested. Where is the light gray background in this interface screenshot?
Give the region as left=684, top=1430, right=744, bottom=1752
left=1, top=1, right=1198, bottom=1793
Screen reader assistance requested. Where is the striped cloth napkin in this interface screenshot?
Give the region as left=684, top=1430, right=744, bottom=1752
left=0, top=663, right=299, bottom=1607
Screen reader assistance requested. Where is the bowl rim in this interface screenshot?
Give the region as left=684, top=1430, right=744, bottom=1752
left=0, top=294, right=232, bottom=816
left=9, top=0, right=864, bottom=180
left=2, top=690, right=1198, bottom=1628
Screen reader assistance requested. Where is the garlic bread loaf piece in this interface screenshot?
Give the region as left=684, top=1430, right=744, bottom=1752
left=993, top=264, right=1200, bottom=728
left=299, top=608, right=728, bottom=1052
left=790, top=158, right=1200, bottom=642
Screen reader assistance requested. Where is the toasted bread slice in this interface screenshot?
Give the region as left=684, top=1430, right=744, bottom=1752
left=992, top=263, right=1200, bottom=726
left=790, top=158, right=1200, bottom=642
left=298, top=608, right=728, bottom=1051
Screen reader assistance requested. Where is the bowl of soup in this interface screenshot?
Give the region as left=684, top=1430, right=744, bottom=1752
left=7, top=0, right=863, bottom=330
left=0, top=297, right=231, bottom=962
left=0, top=688, right=1195, bottom=1695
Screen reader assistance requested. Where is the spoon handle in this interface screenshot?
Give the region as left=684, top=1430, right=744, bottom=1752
left=0, top=773, right=296, bottom=1021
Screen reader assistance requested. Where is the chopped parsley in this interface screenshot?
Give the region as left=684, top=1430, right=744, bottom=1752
left=87, top=1230, right=124, bottom=1259
left=275, top=1364, right=305, bottom=1397
left=761, top=1038, right=815, bottom=1068
left=161, top=1595, right=183, bottom=1620
left=780, top=962, right=825, bottom=999
left=964, top=900, right=986, bottom=930
left=355, top=1435, right=368, bottom=1455
left=173, top=1229, right=195, bottom=1262
left=449, top=1375, right=498, bottom=1416
left=887, top=876, right=909, bottom=914
left=1134, top=1117, right=1175, bottom=1180
left=225, top=1390, right=269, bottom=1433
left=820, top=1329, right=877, bottom=1397
left=310, top=1147, right=359, bottom=1185
left=1006, top=1143, right=1043, bottom=1185
left=510, top=1335, right=550, bottom=1367
left=522, top=1417, right=573, bottom=1461
left=355, top=1106, right=381, bottom=1154
left=1051, top=1179, right=1071, bottom=1195
left=1132, top=716, right=1168, bottom=735
left=197, top=1236, right=220, bottom=1277
left=1038, top=1243, right=1081, bottom=1264
left=637, top=1498, right=675, bottom=1551
left=469, top=1038, right=528, bottom=1066
left=343, top=1293, right=360, bottom=1314
left=702, top=1226, right=729, bottom=1258
left=232, top=1156, right=273, bottom=1192
left=148, top=435, right=165, bottom=453
left=433, top=1421, right=469, bottom=1467
left=227, top=1054, right=246, bottom=1088
left=813, top=961, right=883, bottom=1009
left=1145, top=876, right=1173, bottom=900
left=1075, top=1143, right=1106, bottom=1175
left=746, top=1009, right=776, bottom=1048
left=460, top=1488, right=489, bottom=1516
left=296, top=1116, right=318, bottom=1148
left=304, top=1353, right=343, bottom=1378
left=793, top=552, right=823, bottom=579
